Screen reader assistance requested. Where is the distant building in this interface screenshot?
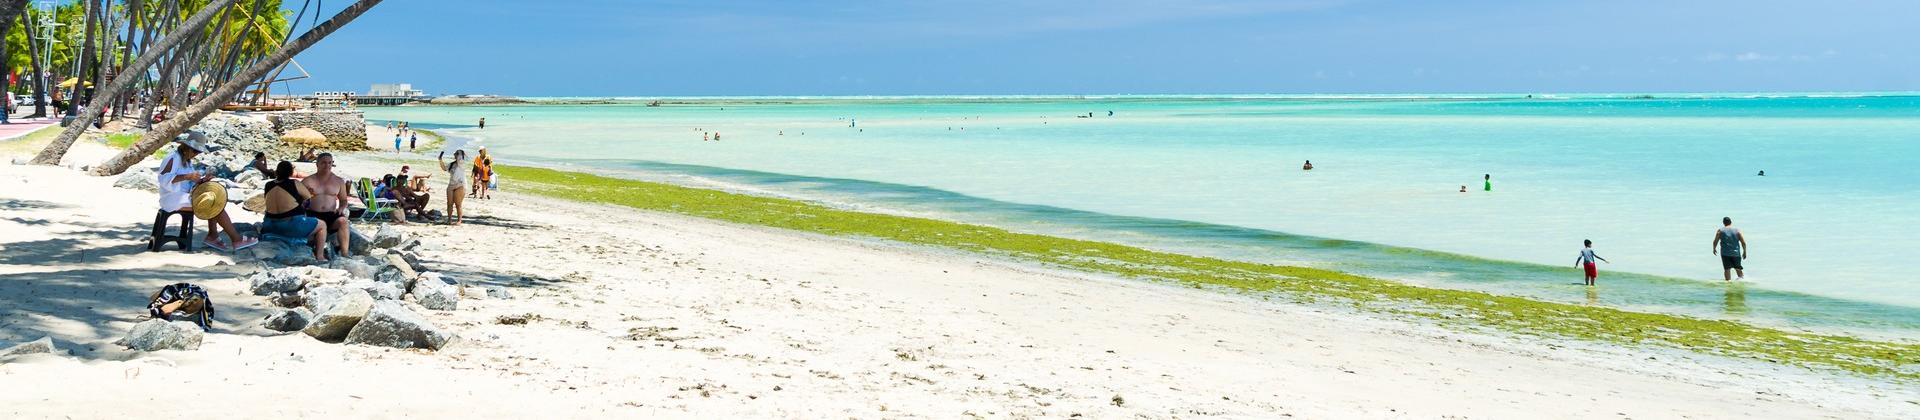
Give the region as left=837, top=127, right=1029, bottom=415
left=367, top=83, right=426, bottom=97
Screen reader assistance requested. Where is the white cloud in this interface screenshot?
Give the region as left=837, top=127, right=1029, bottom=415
left=1734, top=52, right=1778, bottom=62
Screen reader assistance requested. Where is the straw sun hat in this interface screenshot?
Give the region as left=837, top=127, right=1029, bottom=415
left=190, top=182, right=229, bottom=220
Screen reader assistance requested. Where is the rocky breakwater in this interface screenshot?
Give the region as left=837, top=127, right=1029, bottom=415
left=112, top=112, right=289, bottom=201
left=265, top=110, right=370, bottom=151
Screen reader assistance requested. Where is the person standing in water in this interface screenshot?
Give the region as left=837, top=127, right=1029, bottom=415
left=1713, top=217, right=1748, bottom=280
left=1575, top=239, right=1610, bottom=286
left=1484, top=174, right=1492, bottom=191
left=1302, top=160, right=1314, bottom=171
left=479, top=117, right=486, bottom=129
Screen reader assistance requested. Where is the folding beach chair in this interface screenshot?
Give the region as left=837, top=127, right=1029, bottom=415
left=357, top=177, right=397, bottom=222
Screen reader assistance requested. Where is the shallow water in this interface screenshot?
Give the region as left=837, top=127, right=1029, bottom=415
left=366, top=94, right=1920, bottom=337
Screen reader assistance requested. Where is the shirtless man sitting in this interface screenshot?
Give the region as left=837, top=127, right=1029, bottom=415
left=301, top=153, right=353, bottom=255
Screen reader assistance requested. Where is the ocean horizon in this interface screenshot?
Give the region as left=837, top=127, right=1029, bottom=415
left=366, top=93, right=1920, bottom=338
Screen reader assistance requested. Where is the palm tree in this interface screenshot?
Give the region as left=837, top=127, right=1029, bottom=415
left=92, top=0, right=383, bottom=176
left=0, top=0, right=27, bottom=107
left=31, top=0, right=241, bottom=165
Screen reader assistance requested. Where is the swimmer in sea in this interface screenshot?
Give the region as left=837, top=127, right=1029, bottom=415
left=1302, top=160, right=1314, bottom=171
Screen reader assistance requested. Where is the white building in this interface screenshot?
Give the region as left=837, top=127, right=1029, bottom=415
left=367, top=83, right=426, bottom=97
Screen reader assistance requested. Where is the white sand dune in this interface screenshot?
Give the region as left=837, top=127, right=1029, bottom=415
left=1, top=138, right=1913, bottom=418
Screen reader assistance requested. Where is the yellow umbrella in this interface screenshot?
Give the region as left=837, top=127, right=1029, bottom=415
left=280, top=127, right=328, bottom=146
left=56, top=77, right=93, bottom=88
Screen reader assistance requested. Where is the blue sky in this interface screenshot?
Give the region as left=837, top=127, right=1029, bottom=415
left=287, top=0, right=1920, bottom=96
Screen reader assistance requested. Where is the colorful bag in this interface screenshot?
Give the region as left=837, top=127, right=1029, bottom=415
left=147, top=283, right=215, bottom=331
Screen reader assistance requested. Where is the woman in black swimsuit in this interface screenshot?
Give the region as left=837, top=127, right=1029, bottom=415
left=260, top=161, right=328, bottom=262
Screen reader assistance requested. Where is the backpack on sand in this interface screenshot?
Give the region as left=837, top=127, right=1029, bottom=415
left=147, top=283, right=215, bottom=331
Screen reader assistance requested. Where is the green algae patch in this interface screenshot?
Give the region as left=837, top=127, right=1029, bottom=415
left=497, top=165, right=1920, bottom=380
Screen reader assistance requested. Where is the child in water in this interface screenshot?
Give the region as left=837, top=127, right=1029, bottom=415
left=1575, top=239, right=1610, bottom=286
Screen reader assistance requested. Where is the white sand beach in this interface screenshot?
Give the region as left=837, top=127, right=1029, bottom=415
left=2, top=134, right=1916, bottom=418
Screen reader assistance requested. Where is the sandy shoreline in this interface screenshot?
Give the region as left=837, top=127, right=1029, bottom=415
left=2, top=127, right=1916, bottom=418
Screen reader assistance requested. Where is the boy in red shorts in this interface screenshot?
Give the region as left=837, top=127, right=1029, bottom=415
left=1575, top=239, right=1610, bottom=286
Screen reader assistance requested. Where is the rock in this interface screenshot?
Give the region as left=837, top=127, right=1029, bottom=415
left=263, top=308, right=313, bottom=332
left=245, top=239, right=288, bottom=261
left=235, top=170, right=264, bottom=185
left=300, top=286, right=374, bottom=341
left=399, top=238, right=423, bottom=251
left=413, top=284, right=460, bottom=311
left=334, top=255, right=386, bottom=280
left=372, top=225, right=405, bottom=249
left=249, top=268, right=306, bottom=295
left=386, top=249, right=426, bottom=273
left=485, top=286, right=514, bottom=300
left=345, top=280, right=402, bottom=301
left=0, top=337, right=57, bottom=358
left=248, top=266, right=349, bottom=295
left=120, top=319, right=204, bottom=351
left=267, top=292, right=305, bottom=308
left=113, top=167, right=159, bottom=192
left=344, top=301, right=458, bottom=350
left=346, top=227, right=373, bottom=256
left=273, top=246, right=322, bottom=266
left=414, top=272, right=459, bottom=292
left=375, top=266, right=416, bottom=293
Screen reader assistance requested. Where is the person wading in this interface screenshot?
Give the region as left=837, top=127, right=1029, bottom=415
left=1712, top=217, right=1748, bottom=281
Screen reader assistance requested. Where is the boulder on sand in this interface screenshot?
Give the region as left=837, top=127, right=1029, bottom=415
left=344, top=301, right=459, bottom=350
left=372, top=225, right=406, bottom=249
left=248, top=266, right=350, bottom=295
left=346, top=280, right=403, bottom=301
left=1, top=337, right=58, bottom=358
left=113, top=167, right=159, bottom=192
left=300, top=286, right=374, bottom=341
left=263, top=308, right=314, bottom=332
left=119, top=319, right=204, bottom=351
left=413, top=283, right=460, bottom=311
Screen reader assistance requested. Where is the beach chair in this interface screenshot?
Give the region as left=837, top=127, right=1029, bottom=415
left=356, top=178, right=397, bottom=222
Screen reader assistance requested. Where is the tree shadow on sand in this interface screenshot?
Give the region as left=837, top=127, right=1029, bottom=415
left=0, top=216, right=293, bottom=361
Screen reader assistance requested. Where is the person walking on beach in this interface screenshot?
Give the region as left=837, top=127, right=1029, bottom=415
left=1575, top=239, right=1610, bottom=286
left=1714, top=217, right=1748, bottom=280
left=409, top=133, right=418, bottom=152
left=439, top=150, right=470, bottom=225
left=393, top=133, right=403, bottom=152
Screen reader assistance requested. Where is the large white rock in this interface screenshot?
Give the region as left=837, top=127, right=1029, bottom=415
left=345, top=280, right=403, bottom=301
left=413, top=284, right=460, bottom=311
left=120, top=320, right=204, bottom=351
left=371, top=225, right=406, bottom=249
left=113, top=167, right=159, bottom=192
left=1, top=337, right=58, bottom=359
left=300, top=286, right=374, bottom=341
left=248, top=266, right=350, bottom=295
left=262, top=308, right=313, bottom=332
left=344, top=301, right=459, bottom=350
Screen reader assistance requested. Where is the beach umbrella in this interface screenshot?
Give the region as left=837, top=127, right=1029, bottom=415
left=281, top=127, right=328, bottom=146
left=56, top=77, right=93, bottom=88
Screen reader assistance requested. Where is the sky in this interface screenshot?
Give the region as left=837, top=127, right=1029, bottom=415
left=285, top=0, right=1920, bottom=96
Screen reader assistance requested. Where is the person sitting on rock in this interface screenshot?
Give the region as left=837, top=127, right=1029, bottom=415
left=301, top=153, right=354, bottom=256
left=261, top=160, right=328, bottom=262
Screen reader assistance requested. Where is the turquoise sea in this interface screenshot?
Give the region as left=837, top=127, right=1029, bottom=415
left=366, top=93, right=1920, bottom=338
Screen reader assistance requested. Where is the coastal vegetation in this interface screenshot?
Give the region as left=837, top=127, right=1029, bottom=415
left=498, top=164, right=1920, bottom=381
left=13, top=0, right=385, bottom=173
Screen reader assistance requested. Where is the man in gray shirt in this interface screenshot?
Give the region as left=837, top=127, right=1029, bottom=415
left=1713, top=217, right=1748, bottom=281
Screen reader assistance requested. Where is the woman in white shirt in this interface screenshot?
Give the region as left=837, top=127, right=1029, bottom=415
left=158, top=134, right=256, bottom=251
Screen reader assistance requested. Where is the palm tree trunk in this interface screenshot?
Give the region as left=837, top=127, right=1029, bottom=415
left=22, top=6, right=47, bottom=118
left=31, top=0, right=241, bottom=165
left=69, top=0, right=100, bottom=116
left=0, top=0, right=26, bottom=115
left=92, top=0, right=384, bottom=176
